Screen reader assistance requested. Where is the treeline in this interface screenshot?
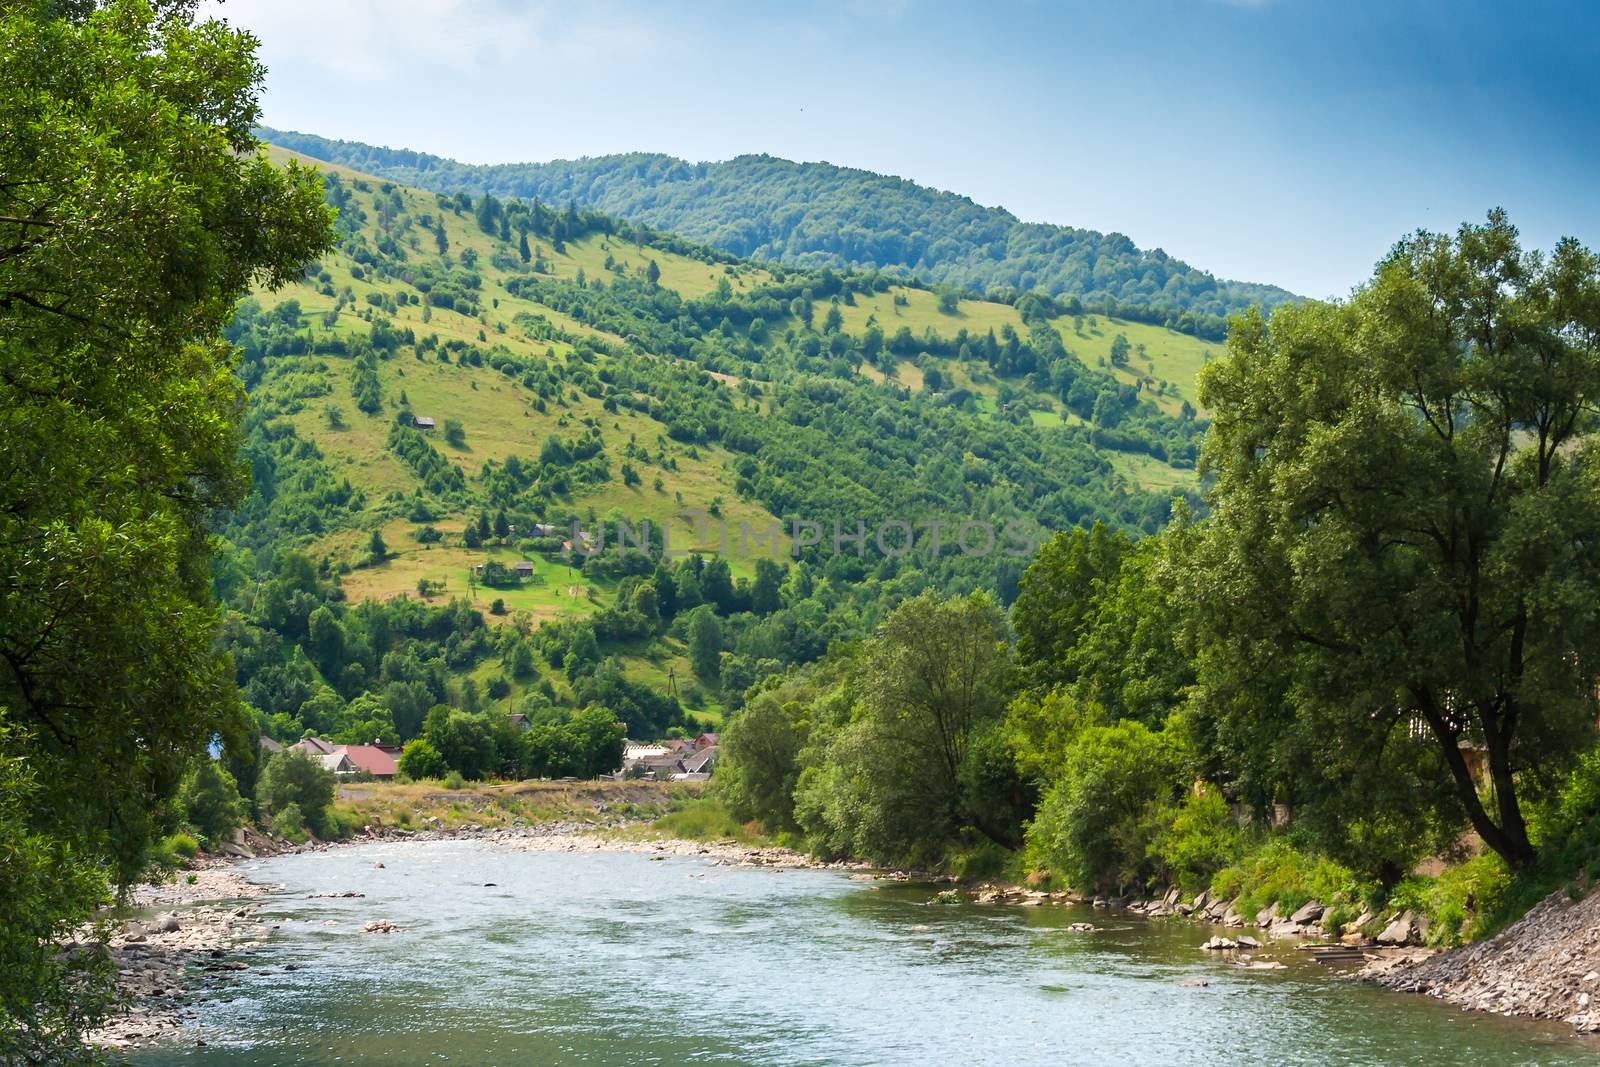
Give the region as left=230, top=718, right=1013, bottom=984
left=719, top=214, right=1600, bottom=947
left=260, top=128, right=1297, bottom=332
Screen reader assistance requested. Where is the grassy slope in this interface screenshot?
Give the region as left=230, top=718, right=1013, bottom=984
left=253, top=145, right=1208, bottom=626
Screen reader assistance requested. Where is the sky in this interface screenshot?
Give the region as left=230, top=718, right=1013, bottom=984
left=209, top=0, right=1600, bottom=299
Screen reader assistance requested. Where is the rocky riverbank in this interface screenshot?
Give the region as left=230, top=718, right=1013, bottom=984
left=1362, top=885, right=1600, bottom=1033
left=86, top=866, right=278, bottom=1051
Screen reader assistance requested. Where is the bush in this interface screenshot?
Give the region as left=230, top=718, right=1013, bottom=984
left=1025, top=721, right=1179, bottom=893
left=441, top=770, right=466, bottom=790
left=258, top=750, right=337, bottom=837
left=1207, top=839, right=1360, bottom=920
left=397, top=738, right=447, bottom=780
left=271, top=802, right=307, bottom=839
left=177, top=759, right=246, bottom=847
left=1153, top=789, right=1241, bottom=893
left=166, top=832, right=199, bottom=860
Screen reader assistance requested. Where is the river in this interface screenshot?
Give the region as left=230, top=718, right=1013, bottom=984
left=129, top=839, right=1599, bottom=1066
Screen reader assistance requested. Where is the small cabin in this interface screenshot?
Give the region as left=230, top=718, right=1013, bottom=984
left=513, top=561, right=536, bottom=576
left=413, top=416, right=436, bottom=430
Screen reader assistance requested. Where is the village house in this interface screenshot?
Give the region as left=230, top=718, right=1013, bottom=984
left=287, top=737, right=397, bottom=779
left=619, top=738, right=720, bottom=781
left=412, top=415, right=436, bottom=429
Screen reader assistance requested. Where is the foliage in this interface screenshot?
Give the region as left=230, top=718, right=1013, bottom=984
left=0, top=0, right=331, bottom=887
left=1186, top=211, right=1600, bottom=870
left=397, top=738, right=447, bottom=780
left=264, top=129, right=1297, bottom=332
left=0, top=720, right=116, bottom=1064
left=1024, top=720, right=1180, bottom=893
left=258, top=751, right=338, bottom=837
left=177, top=760, right=248, bottom=848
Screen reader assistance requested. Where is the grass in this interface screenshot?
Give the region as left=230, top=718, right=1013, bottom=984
left=604, top=795, right=770, bottom=847
left=835, top=285, right=1025, bottom=339
left=1052, top=314, right=1222, bottom=414
left=331, top=777, right=688, bottom=830
left=1106, top=451, right=1199, bottom=493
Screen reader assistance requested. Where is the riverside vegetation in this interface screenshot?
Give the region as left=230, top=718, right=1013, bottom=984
left=3, top=1, right=1600, bottom=1061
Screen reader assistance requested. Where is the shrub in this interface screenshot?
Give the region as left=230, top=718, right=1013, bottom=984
left=441, top=770, right=466, bottom=790
left=1207, top=839, right=1360, bottom=919
left=397, top=738, right=448, bottom=780
left=166, top=832, right=199, bottom=860
left=177, top=760, right=246, bottom=847
left=258, top=750, right=337, bottom=836
left=271, top=803, right=307, bottom=839
left=1152, top=789, right=1241, bottom=893
left=1025, top=721, right=1179, bottom=893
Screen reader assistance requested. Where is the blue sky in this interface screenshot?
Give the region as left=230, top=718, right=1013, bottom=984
left=214, top=0, right=1600, bottom=298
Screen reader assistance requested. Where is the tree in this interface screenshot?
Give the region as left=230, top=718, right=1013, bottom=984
left=0, top=4, right=331, bottom=1054
left=177, top=760, right=247, bottom=847
left=795, top=593, right=1021, bottom=862
left=1011, top=524, right=1130, bottom=693
left=687, top=606, right=723, bottom=682
left=368, top=528, right=389, bottom=562
left=1189, top=212, right=1600, bottom=871
left=645, top=258, right=661, bottom=287
left=1109, top=332, right=1131, bottom=366
left=719, top=691, right=806, bottom=831
left=518, top=229, right=531, bottom=263
left=751, top=558, right=784, bottom=615
left=425, top=708, right=498, bottom=780
left=257, top=750, right=337, bottom=836
left=398, top=738, right=447, bottom=780
left=1026, top=719, right=1180, bottom=893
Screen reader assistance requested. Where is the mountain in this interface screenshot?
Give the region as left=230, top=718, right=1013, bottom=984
left=221, top=146, right=1221, bottom=748
left=260, top=128, right=1297, bottom=340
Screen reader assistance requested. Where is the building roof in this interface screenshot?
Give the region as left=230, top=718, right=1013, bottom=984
left=318, top=753, right=355, bottom=774
left=291, top=737, right=338, bottom=756
left=339, top=744, right=397, bottom=778
left=694, top=732, right=720, bottom=750
left=413, top=416, right=436, bottom=428
left=682, top=746, right=719, bottom=774
left=513, top=561, right=536, bottom=573
left=259, top=734, right=283, bottom=754
left=508, top=713, right=531, bottom=730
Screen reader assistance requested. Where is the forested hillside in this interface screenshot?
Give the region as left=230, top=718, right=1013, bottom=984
left=260, top=129, right=1297, bottom=340
left=215, top=145, right=1217, bottom=764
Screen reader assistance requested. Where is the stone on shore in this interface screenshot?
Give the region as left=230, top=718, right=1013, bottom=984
left=1376, top=910, right=1416, bottom=945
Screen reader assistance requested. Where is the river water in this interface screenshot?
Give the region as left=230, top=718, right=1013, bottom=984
left=130, top=839, right=1598, bottom=1066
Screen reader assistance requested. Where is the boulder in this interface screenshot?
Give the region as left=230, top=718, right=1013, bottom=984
left=1256, top=902, right=1279, bottom=927
left=1178, top=978, right=1209, bottom=988
left=1162, top=886, right=1182, bottom=908
left=151, top=913, right=181, bottom=934
left=1190, top=889, right=1211, bottom=913
left=1201, top=936, right=1239, bottom=951
left=1289, top=900, right=1324, bottom=925
left=1068, top=922, right=1098, bottom=933
left=1236, top=935, right=1262, bottom=949
left=1376, top=910, right=1416, bottom=945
